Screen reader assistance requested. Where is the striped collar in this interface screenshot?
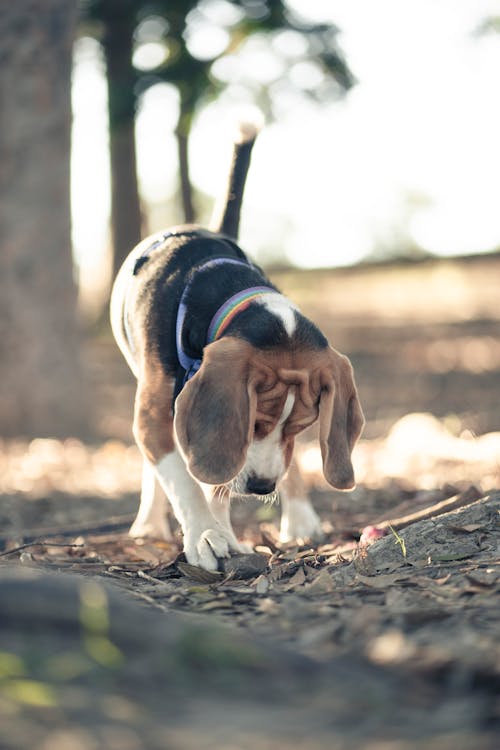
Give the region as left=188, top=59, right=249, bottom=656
left=207, top=286, right=272, bottom=342
left=176, top=259, right=276, bottom=385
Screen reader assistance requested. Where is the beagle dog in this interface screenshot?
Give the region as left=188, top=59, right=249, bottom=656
left=110, top=124, right=364, bottom=571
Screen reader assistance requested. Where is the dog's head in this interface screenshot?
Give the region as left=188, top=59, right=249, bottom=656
left=173, top=337, right=364, bottom=494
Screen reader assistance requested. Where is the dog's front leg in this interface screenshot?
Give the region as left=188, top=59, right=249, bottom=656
left=155, top=450, right=246, bottom=570
left=279, top=459, right=323, bottom=543
left=205, top=485, right=253, bottom=554
left=132, top=361, right=246, bottom=570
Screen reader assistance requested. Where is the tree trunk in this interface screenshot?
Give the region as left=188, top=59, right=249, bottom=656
left=102, top=17, right=143, bottom=279
left=176, top=102, right=195, bottom=223
left=109, top=122, right=143, bottom=277
left=0, top=0, right=91, bottom=438
left=176, top=129, right=195, bottom=224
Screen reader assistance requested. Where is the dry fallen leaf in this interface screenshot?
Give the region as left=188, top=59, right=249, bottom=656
left=356, top=572, right=409, bottom=589
left=446, top=523, right=485, bottom=534
left=284, top=566, right=307, bottom=590
left=304, top=569, right=335, bottom=594
left=177, top=561, right=223, bottom=583
left=198, top=598, right=233, bottom=611
left=253, top=575, right=270, bottom=595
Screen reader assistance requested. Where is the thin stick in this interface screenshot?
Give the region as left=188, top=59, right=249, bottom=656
left=375, top=489, right=483, bottom=532
left=0, top=541, right=85, bottom=558
left=0, top=514, right=135, bottom=551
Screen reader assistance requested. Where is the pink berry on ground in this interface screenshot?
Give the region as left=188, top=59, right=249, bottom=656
left=359, top=525, right=388, bottom=544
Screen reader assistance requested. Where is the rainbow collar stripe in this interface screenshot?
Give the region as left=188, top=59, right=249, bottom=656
left=207, top=286, right=274, bottom=342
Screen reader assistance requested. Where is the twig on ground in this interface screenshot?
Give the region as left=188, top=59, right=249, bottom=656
left=376, top=488, right=483, bottom=532
left=0, top=514, right=135, bottom=551
left=0, top=541, right=85, bottom=558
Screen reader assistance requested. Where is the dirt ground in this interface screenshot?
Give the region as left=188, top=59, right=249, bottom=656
left=0, top=254, right=499, bottom=749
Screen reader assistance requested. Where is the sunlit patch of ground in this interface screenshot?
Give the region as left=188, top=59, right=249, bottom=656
left=0, top=412, right=498, bottom=547
left=298, top=412, right=500, bottom=492
left=1, top=413, right=498, bottom=502
left=0, top=438, right=142, bottom=499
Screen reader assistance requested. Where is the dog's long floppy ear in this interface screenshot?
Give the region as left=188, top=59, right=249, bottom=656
left=318, top=350, right=365, bottom=490
left=174, top=338, right=257, bottom=484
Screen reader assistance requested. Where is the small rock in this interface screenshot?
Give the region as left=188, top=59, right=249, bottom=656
left=220, top=553, right=268, bottom=579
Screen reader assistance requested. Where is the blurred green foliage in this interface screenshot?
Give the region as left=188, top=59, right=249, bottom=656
left=80, top=0, right=354, bottom=132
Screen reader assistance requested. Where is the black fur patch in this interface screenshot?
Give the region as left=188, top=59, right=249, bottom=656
left=125, top=228, right=328, bottom=407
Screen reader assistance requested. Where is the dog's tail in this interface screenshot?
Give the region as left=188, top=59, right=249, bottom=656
left=210, top=122, right=259, bottom=240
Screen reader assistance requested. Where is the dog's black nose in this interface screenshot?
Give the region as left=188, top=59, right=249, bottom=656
left=246, top=476, right=276, bottom=496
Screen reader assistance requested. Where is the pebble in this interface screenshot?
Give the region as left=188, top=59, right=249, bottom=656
left=220, top=553, right=268, bottom=579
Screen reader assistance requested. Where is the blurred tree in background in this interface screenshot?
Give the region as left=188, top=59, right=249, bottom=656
left=80, top=0, right=354, bottom=276
left=0, top=0, right=353, bottom=438
left=0, top=0, right=90, bottom=438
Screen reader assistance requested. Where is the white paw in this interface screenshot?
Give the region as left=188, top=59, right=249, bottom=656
left=129, top=517, right=172, bottom=541
left=279, top=499, right=323, bottom=543
left=184, top=526, right=237, bottom=571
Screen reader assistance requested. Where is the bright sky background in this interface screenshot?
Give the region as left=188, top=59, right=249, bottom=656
left=71, top=0, right=500, bottom=273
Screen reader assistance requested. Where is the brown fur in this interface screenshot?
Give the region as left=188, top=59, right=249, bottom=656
left=173, top=337, right=363, bottom=489
left=174, top=338, right=258, bottom=483
left=133, top=352, right=175, bottom=465
left=317, top=350, right=364, bottom=489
